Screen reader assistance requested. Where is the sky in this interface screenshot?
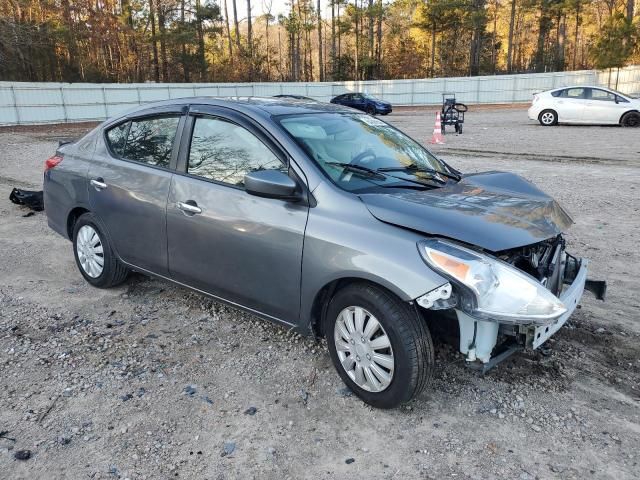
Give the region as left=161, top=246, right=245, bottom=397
left=229, top=0, right=333, bottom=22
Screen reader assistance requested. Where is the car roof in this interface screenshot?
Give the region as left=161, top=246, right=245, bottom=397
left=114, top=96, right=354, bottom=120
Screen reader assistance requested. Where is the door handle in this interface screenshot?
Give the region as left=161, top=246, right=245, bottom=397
left=177, top=201, right=202, bottom=215
left=90, top=178, right=107, bottom=190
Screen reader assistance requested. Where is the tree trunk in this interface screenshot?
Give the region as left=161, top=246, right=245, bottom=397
left=149, top=0, right=160, bottom=82
left=368, top=0, right=374, bottom=77
left=195, top=0, right=206, bottom=80
left=534, top=0, right=551, bottom=73
left=556, top=13, right=565, bottom=71
left=246, top=0, right=252, bottom=61
left=354, top=0, right=359, bottom=80
left=331, top=0, right=336, bottom=78
left=318, top=0, right=323, bottom=81
left=232, top=0, right=240, bottom=50
left=627, top=0, right=635, bottom=21
left=430, top=23, right=436, bottom=77
left=469, top=0, right=485, bottom=76
left=223, top=0, right=234, bottom=61
left=573, top=1, right=580, bottom=70
left=180, top=0, right=190, bottom=81
left=376, top=0, right=382, bottom=78
left=158, top=5, right=169, bottom=81
left=506, top=0, right=516, bottom=72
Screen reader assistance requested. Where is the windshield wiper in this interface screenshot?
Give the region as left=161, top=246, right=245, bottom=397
left=377, top=164, right=461, bottom=181
left=324, top=162, right=387, bottom=179
left=325, top=162, right=443, bottom=188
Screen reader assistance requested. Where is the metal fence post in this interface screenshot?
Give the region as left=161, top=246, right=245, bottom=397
left=101, top=86, right=108, bottom=119
left=9, top=85, right=20, bottom=125
left=136, top=85, right=141, bottom=105
left=60, top=86, right=68, bottom=123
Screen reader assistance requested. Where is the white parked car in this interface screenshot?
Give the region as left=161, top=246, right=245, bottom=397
left=528, top=86, right=640, bottom=127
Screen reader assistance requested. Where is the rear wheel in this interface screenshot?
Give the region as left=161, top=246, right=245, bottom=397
left=73, top=213, right=128, bottom=288
left=538, top=109, right=558, bottom=126
left=620, top=111, right=640, bottom=127
left=325, top=283, right=434, bottom=409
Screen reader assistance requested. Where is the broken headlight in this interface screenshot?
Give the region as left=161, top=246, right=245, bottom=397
left=418, top=239, right=567, bottom=325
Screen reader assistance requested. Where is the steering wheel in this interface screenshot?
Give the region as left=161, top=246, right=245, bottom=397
left=350, top=149, right=377, bottom=166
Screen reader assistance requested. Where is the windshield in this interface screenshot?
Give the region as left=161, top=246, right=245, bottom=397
left=277, top=113, right=456, bottom=192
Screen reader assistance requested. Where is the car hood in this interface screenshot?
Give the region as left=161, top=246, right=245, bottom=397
left=359, top=171, right=574, bottom=252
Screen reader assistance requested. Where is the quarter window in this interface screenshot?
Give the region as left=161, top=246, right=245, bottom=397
left=123, top=116, right=180, bottom=168
left=105, top=122, right=129, bottom=156
left=187, top=116, right=285, bottom=187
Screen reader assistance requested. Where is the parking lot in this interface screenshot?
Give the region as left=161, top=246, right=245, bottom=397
left=1, top=106, right=639, bottom=479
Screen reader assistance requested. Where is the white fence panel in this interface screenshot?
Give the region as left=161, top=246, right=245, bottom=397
left=0, top=65, right=638, bottom=125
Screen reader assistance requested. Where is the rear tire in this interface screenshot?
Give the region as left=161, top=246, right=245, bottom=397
left=538, top=109, right=558, bottom=126
left=324, top=282, right=434, bottom=409
left=620, top=111, right=640, bottom=127
left=73, top=212, right=128, bottom=288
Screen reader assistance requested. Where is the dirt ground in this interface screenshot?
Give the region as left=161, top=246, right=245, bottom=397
left=1, top=106, right=639, bottom=480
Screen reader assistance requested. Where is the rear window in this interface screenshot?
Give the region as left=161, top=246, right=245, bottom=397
left=105, top=116, right=180, bottom=168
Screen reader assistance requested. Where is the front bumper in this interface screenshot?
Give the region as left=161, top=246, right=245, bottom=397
left=529, top=259, right=588, bottom=349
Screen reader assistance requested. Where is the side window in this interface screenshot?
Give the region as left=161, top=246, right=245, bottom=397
left=122, top=116, right=180, bottom=168
left=590, top=89, right=615, bottom=102
left=551, top=90, right=563, bottom=98
left=187, top=116, right=286, bottom=187
left=105, top=122, right=130, bottom=156
left=616, top=95, right=630, bottom=103
left=565, top=88, right=586, bottom=99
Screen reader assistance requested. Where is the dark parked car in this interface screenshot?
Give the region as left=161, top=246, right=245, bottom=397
left=330, top=92, right=392, bottom=115
left=44, top=98, right=604, bottom=408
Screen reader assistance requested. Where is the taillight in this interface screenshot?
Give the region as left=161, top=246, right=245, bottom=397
left=45, top=155, right=63, bottom=171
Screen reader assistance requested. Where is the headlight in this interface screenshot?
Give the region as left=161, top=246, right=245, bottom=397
left=418, top=239, right=566, bottom=325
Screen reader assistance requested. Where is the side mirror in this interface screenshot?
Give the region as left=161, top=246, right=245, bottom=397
left=244, top=170, right=299, bottom=200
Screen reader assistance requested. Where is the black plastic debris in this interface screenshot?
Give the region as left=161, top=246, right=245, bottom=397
left=9, top=188, right=44, bottom=212
left=345, top=458, right=355, bottom=464
left=243, top=407, right=257, bottom=416
left=14, top=449, right=32, bottom=460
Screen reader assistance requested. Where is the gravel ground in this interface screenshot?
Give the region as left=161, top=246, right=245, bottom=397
left=1, top=107, right=639, bottom=479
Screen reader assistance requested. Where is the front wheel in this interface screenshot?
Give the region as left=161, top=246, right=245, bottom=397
left=538, top=109, right=558, bottom=126
left=620, top=111, right=640, bottom=127
left=325, top=283, right=434, bottom=409
left=366, top=105, right=377, bottom=116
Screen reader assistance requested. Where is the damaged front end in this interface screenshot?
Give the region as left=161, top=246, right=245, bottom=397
left=416, top=235, right=606, bottom=372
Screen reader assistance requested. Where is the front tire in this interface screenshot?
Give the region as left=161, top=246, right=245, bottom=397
left=366, top=105, right=377, bottom=116
left=73, top=212, right=128, bottom=288
left=538, top=109, right=558, bottom=126
left=620, top=111, right=640, bottom=127
left=325, top=283, right=434, bottom=409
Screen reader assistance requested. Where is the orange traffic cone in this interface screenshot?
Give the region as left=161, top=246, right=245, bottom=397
left=429, top=112, right=445, bottom=144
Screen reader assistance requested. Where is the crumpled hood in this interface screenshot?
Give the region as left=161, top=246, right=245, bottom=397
left=359, top=171, right=573, bottom=252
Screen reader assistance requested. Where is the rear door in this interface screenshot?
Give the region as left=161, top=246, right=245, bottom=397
left=166, top=106, right=309, bottom=323
left=89, top=108, right=185, bottom=275
left=584, top=88, right=627, bottom=124
left=555, top=87, right=587, bottom=122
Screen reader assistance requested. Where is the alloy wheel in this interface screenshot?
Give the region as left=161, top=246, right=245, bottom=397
left=540, top=112, right=555, bottom=125
left=334, top=306, right=394, bottom=392
left=76, top=225, right=104, bottom=278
